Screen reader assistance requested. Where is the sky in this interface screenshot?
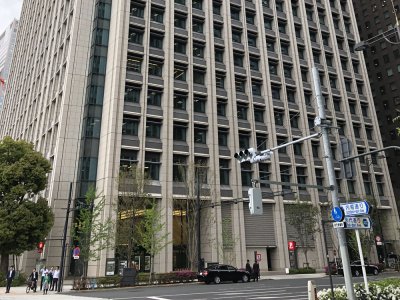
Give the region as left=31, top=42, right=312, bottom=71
left=0, top=0, right=23, bottom=34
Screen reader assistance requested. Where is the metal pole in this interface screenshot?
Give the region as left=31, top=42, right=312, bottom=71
left=197, top=169, right=201, bottom=272
left=322, top=221, right=335, bottom=300
left=58, top=182, right=73, bottom=293
left=355, top=229, right=369, bottom=294
left=312, top=67, right=356, bottom=300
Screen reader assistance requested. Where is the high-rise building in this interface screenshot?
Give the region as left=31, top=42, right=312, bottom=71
left=0, top=19, right=18, bottom=110
left=1, top=0, right=400, bottom=277
left=352, top=0, right=400, bottom=206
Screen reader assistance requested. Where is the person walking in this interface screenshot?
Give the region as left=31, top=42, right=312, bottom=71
left=252, top=261, right=260, bottom=282
left=40, top=266, right=48, bottom=291
left=245, top=260, right=253, bottom=280
left=29, top=268, right=39, bottom=292
left=48, top=267, right=54, bottom=290
left=5, top=266, right=15, bottom=293
left=51, top=266, right=60, bottom=291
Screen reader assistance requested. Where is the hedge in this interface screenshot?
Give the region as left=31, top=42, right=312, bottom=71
left=0, top=272, right=28, bottom=287
left=289, top=267, right=316, bottom=274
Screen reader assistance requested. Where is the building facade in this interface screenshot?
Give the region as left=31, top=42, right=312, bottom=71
left=1, top=0, right=400, bottom=277
left=0, top=19, right=18, bottom=110
left=352, top=0, right=400, bottom=207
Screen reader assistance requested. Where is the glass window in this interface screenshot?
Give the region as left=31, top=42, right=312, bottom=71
left=173, top=123, right=187, bottom=141
left=266, top=39, right=275, bottom=52
left=231, top=7, right=240, bottom=20
left=283, top=65, right=292, bottom=79
left=297, top=167, right=307, bottom=189
left=215, top=48, right=224, bottom=62
left=173, top=155, right=187, bottom=182
left=194, top=126, right=207, bottom=143
left=290, top=113, right=299, bottom=128
left=312, top=142, right=319, bottom=158
left=147, top=90, right=162, bottom=106
left=239, top=132, right=250, bottom=149
left=241, top=162, right=253, bottom=186
left=194, top=96, right=206, bottom=113
left=264, top=17, right=273, bottom=30
left=232, top=29, right=242, bottom=43
left=254, top=107, right=264, bottom=122
left=287, top=89, right=296, bottom=103
left=274, top=110, right=284, bottom=125
left=151, top=7, right=164, bottom=23
left=193, top=0, right=202, bottom=10
left=146, top=119, right=162, bottom=138
left=234, top=53, right=244, bottom=67
left=280, top=165, right=291, bottom=190
left=148, top=61, right=163, bottom=76
left=218, top=128, right=228, bottom=146
left=293, top=142, right=302, bottom=155
left=220, top=159, right=230, bottom=185
left=131, top=4, right=144, bottom=18
left=193, top=19, right=204, bottom=33
left=145, top=152, right=161, bottom=180
left=269, top=61, right=278, bottom=75
left=193, top=44, right=204, bottom=58
left=175, top=15, right=186, bottom=29
left=278, top=22, right=286, bottom=34
left=252, top=82, right=262, bottom=96
left=271, top=86, right=280, bottom=99
left=174, top=66, right=186, bottom=81
left=174, top=39, right=186, bottom=54
left=247, top=33, right=257, bottom=47
left=259, top=163, right=270, bottom=188
left=193, top=70, right=205, bottom=84
left=246, top=12, right=255, bottom=24
left=150, top=34, right=163, bottom=49
left=174, top=93, right=186, bottom=110
left=281, top=43, right=289, bottom=55
left=125, top=85, right=140, bottom=103
left=216, top=73, right=225, bottom=88
left=214, top=23, right=223, bottom=38
left=122, top=117, right=139, bottom=135
left=217, top=100, right=227, bottom=116
left=120, top=149, right=138, bottom=168
left=235, top=77, right=246, bottom=92
left=249, top=57, right=259, bottom=70
left=129, top=28, right=143, bottom=44
left=237, top=104, right=248, bottom=120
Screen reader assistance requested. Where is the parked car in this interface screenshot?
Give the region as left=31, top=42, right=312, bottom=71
left=337, top=260, right=380, bottom=277
left=198, top=264, right=250, bottom=284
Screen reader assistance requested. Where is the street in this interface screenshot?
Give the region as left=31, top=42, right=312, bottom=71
left=66, top=274, right=396, bottom=300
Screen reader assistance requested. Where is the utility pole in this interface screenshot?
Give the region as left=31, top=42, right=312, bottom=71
left=196, top=169, right=201, bottom=272
left=312, top=67, right=355, bottom=300
left=58, top=182, right=73, bottom=293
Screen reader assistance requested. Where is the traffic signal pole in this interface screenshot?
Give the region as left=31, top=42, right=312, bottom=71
left=312, top=67, right=355, bottom=300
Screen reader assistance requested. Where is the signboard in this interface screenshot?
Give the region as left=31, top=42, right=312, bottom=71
left=333, top=222, right=345, bottom=228
left=106, top=258, right=116, bottom=276
left=331, top=207, right=345, bottom=222
left=288, top=241, right=296, bottom=251
left=375, top=235, right=383, bottom=246
left=340, top=200, right=370, bottom=216
left=73, top=246, right=80, bottom=259
left=344, top=216, right=371, bottom=229
left=256, top=253, right=262, bottom=262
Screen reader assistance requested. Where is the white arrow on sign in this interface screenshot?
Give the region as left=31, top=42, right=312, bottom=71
left=333, top=222, right=345, bottom=228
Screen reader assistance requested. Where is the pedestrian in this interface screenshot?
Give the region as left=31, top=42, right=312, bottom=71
left=48, top=267, right=54, bottom=290
left=252, top=261, right=260, bottom=282
left=245, top=259, right=253, bottom=279
left=29, top=268, right=39, bottom=292
left=42, top=272, right=50, bottom=294
left=5, top=266, right=15, bottom=293
left=52, top=266, right=60, bottom=291
left=40, top=265, right=48, bottom=290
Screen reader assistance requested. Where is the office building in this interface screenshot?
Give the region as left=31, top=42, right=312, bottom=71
left=0, top=19, right=18, bottom=110
left=1, top=0, right=399, bottom=277
left=352, top=0, right=400, bottom=206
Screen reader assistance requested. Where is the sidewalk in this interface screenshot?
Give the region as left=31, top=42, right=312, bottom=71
left=0, top=273, right=328, bottom=299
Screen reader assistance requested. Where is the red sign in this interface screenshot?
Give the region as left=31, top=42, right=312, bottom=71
left=375, top=235, right=383, bottom=246
left=288, top=241, right=296, bottom=251
left=73, top=246, right=80, bottom=259
left=256, top=253, right=262, bottom=261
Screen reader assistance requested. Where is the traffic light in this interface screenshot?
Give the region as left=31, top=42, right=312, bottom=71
left=37, top=241, right=45, bottom=253
left=248, top=187, right=263, bottom=215
left=234, top=148, right=257, bottom=163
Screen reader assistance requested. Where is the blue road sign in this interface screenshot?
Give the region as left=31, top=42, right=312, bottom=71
left=341, top=200, right=370, bottom=216
left=331, top=206, right=345, bottom=222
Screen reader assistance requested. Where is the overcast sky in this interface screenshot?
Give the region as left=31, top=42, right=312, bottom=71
left=0, top=0, right=23, bottom=34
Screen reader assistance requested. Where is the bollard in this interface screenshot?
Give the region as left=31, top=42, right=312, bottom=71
left=308, top=280, right=317, bottom=300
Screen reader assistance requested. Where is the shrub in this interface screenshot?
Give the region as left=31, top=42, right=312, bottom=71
left=318, top=279, right=400, bottom=299
left=289, top=267, right=316, bottom=274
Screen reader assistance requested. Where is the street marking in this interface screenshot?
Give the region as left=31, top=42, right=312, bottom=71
left=147, top=297, right=171, bottom=300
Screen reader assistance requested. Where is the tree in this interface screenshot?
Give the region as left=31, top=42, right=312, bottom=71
left=136, top=199, right=171, bottom=283
left=286, top=200, right=320, bottom=268
left=116, top=165, right=149, bottom=267
left=0, top=137, right=53, bottom=273
left=72, top=186, right=114, bottom=277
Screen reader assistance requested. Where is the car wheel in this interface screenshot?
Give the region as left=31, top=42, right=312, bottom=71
left=354, top=270, right=361, bottom=277
left=242, top=274, right=249, bottom=283
left=214, top=276, right=221, bottom=284
left=373, top=268, right=379, bottom=275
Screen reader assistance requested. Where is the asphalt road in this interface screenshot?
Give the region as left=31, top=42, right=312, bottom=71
left=68, top=274, right=398, bottom=300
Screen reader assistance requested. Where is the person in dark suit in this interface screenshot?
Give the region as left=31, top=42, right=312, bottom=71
left=252, top=261, right=260, bottom=282
left=245, top=260, right=253, bottom=279
left=29, top=268, right=39, bottom=292
left=5, top=266, right=15, bottom=293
